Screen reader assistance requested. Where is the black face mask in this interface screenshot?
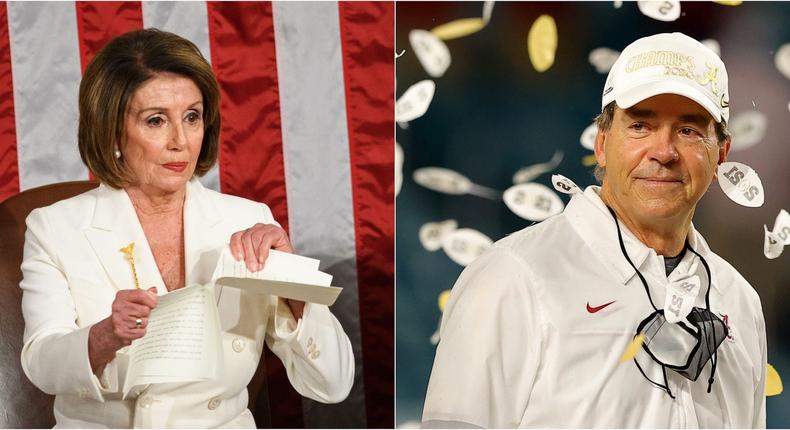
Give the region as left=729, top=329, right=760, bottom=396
left=607, top=206, right=727, bottom=398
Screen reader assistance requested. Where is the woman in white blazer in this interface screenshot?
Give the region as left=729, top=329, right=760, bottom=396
left=19, top=29, right=354, bottom=428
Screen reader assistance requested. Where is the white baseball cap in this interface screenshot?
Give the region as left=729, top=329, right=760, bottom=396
left=601, top=32, right=730, bottom=123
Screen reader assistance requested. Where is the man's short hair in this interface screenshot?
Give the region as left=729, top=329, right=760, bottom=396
left=78, top=28, right=221, bottom=189
left=592, top=101, right=731, bottom=183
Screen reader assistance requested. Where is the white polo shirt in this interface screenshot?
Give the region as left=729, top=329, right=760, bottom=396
left=422, top=186, right=766, bottom=428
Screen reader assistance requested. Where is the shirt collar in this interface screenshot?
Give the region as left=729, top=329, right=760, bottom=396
left=564, top=185, right=718, bottom=292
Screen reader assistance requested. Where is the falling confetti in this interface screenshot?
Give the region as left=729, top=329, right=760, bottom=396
left=527, top=15, right=558, bottom=73
left=552, top=174, right=583, bottom=195
left=438, top=289, right=451, bottom=312
left=717, top=162, right=764, bottom=208
left=637, top=0, right=681, bottom=22
left=701, top=39, right=721, bottom=56
left=772, top=209, right=790, bottom=245
left=413, top=167, right=501, bottom=199
left=513, top=151, right=564, bottom=184
left=582, top=154, right=598, bottom=167
left=767, top=363, right=784, bottom=396
left=395, top=49, right=406, bottom=59
left=419, top=219, right=459, bottom=251
left=763, top=225, right=784, bottom=259
left=775, top=43, right=790, bottom=80
left=588, top=47, right=620, bottom=74
left=580, top=122, right=598, bottom=150
left=503, top=183, right=565, bottom=221
left=614, top=0, right=623, bottom=8
left=431, top=18, right=486, bottom=41
left=396, top=80, right=436, bottom=122
left=729, top=111, right=767, bottom=151
left=409, top=30, right=452, bottom=78
left=713, top=0, right=743, bottom=5
left=620, top=334, right=646, bottom=363
left=442, top=228, right=494, bottom=266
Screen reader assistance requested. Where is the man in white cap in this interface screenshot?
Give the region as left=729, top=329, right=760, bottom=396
left=422, top=33, right=766, bottom=428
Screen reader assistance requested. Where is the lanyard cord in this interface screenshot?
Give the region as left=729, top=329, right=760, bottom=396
left=606, top=205, right=719, bottom=394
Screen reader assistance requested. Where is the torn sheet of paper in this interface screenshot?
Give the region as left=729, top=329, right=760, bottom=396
left=764, top=225, right=784, bottom=259
left=395, top=142, right=404, bottom=196
left=419, top=220, right=459, bottom=251
left=717, top=162, right=764, bottom=207
left=772, top=209, right=790, bottom=245
left=409, top=30, right=451, bottom=78
left=729, top=111, right=767, bottom=151
left=396, top=80, right=436, bottom=122
left=527, top=14, right=557, bottom=72
left=441, top=228, right=494, bottom=266
left=413, top=167, right=501, bottom=199
left=637, top=0, right=681, bottom=21
left=551, top=174, right=582, bottom=195
left=512, top=150, right=564, bottom=184
left=504, top=182, right=565, bottom=221
left=580, top=122, right=598, bottom=150
left=589, top=47, right=620, bottom=74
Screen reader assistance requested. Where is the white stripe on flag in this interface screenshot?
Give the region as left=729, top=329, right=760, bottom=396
left=272, top=1, right=366, bottom=426
left=8, top=1, right=84, bottom=190
left=142, top=1, right=220, bottom=192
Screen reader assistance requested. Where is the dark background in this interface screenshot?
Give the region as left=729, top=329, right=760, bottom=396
left=395, top=2, right=790, bottom=427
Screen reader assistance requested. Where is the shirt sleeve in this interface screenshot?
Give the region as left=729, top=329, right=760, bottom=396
left=19, top=208, right=115, bottom=402
left=264, top=296, right=355, bottom=404
left=422, top=246, right=544, bottom=429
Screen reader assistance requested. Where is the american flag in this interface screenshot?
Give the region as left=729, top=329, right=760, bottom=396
left=0, top=1, right=393, bottom=427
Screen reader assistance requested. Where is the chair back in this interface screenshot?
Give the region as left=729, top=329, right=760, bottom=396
left=0, top=180, right=271, bottom=428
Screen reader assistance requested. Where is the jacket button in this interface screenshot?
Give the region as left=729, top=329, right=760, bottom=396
left=307, top=337, right=314, bottom=347
left=232, top=338, right=245, bottom=353
left=310, top=350, right=321, bottom=360
left=208, top=397, right=222, bottom=410
left=139, top=395, right=153, bottom=409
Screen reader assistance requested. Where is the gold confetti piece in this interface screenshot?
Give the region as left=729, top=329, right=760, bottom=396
left=713, top=0, right=742, bottom=5
left=582, top=154, right=598, bottom=167
left=120, top=242, right=141, bottom=289
left=527, top=15, right=558, bottom=73
left=619, top=334, right=645, bottom=363
left=431, top=18, right=487, bottom=41
left=767, top=363, right=783, bottom=396
left=438, top=290, right=451, bottom=312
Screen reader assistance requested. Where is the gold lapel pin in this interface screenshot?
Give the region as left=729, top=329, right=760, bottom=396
left=120, top=242, right=141, bottom=289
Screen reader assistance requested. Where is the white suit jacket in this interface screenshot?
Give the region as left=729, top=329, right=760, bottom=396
left=19, top=178, right=354, bottom=428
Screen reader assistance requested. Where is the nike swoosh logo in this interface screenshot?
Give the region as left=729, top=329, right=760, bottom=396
left=587, top=301, right=616, bottom=313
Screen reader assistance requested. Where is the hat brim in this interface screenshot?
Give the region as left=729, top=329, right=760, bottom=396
left=613, top=80, right=724, bottom=123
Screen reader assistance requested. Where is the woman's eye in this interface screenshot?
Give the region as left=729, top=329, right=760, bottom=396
left=185, top=111, right=201, bottom=123
left=146, top=116, right=164, bottom=127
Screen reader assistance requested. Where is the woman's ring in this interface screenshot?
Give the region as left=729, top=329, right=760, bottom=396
left=135, top=318, right=143, bottom=329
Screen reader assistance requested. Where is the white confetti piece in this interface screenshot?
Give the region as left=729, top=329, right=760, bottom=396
left=637, top=0, right=681, bottom=22
left=503, top=183, right=565, bottom=221
left=395, top=80, right=436, bottom=122
left=764, top=225, right=784, bottom=259
left=701, top=39, right=720, bottom=56
left=775, top=43, right=790, bottom=80
left=772, top=209, right=790, bottom=246
left=551, top=174, right=582, bottom=195
left=614, top=0, right=623, bottom=8
left=717, top=162, right=764, bottom=207
left=442, top=228, right=494, bottom=266
left=409, top=29, right=451, bottom=78
left=588, top=47, right=620, bottom=74
left=527, top=15, right=558, bottom=72
left=729, top=111, right=767, bottom=151
left=483, top=0, right=495, bottom=24
left=580, top=122, right=598, bottom=150
left=512, top=150, right=564, bottom=184
left=395, top=49, right=405, bottom=59
left=413, top=167, right=472, bottom=194
left=419, top=219, right=459, bottom=252
left=395, top=142, right=404, bottom=196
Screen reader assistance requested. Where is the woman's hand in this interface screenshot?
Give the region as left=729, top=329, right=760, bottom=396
left=229, top=223, right=304, bottom=319
left=88, top=287, right=158, bottom=375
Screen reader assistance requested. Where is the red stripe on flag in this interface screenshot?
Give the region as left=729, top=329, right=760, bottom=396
left=75, top=1, right=144, bottom=73
left=0, top=2, right=19, bottom=202
left=338, top=2, right=395, bottom=427
left=207, top=3, right=300, bottom=427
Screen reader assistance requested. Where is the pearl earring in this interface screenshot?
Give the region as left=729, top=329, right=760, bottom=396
left=114, top=148, right=121, bottom=159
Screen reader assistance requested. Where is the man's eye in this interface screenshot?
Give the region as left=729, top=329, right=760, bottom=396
left=679, top=127, right=699, bottom=136
left=630, top=122, right=647, bottom=132
left=146, top=116, right=164, bottom=127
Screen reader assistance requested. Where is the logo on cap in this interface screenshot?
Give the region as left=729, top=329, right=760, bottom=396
left=720, top=94, right=730, bottom=109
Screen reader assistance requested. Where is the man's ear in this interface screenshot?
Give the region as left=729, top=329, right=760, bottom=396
left=594, top=130, right=607, bottom=168
left=718, top=137, right=731, bottom=165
